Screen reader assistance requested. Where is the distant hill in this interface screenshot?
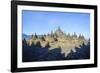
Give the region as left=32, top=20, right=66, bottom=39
left=22, top=34, right=31, bottom=40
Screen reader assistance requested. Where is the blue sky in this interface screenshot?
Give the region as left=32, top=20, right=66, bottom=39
left=22, top=10, right=90, bottom=39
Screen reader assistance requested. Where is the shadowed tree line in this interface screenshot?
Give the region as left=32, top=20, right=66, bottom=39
left=22, top=38, right=90, bottom=62
left=65, top=43, right=90, bottom=60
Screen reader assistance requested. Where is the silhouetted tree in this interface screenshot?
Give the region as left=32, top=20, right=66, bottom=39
left=23, top=38, right=27, bottom=45
left=66, top=43, right=90, bottom=60
left=46, top=48, right=64, bottom=60
left=22, top=38, right=34, bottom=62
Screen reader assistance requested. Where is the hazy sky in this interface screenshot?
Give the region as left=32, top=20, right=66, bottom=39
left=22, top=10, right=90, bottom=38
